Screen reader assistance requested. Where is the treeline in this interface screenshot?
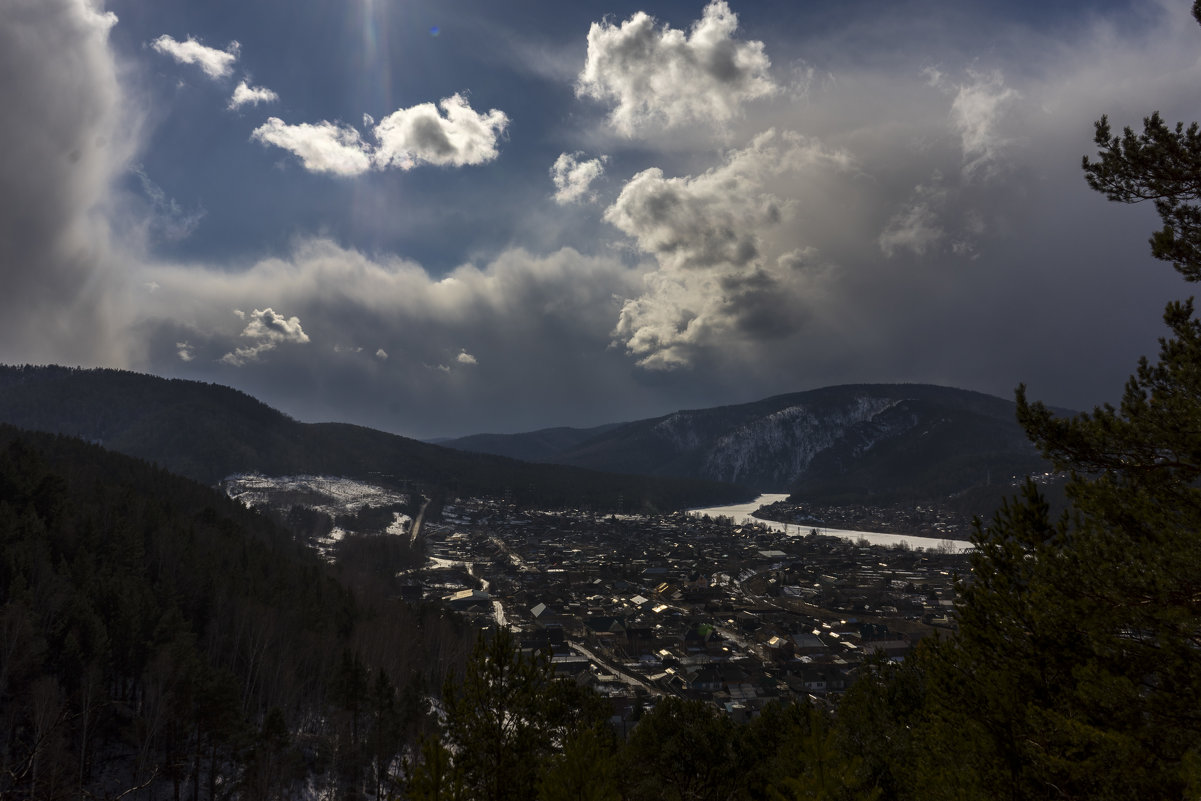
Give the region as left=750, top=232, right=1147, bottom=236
left=0, top=365, right=753, bottom=512
left=0, top=426, right=474, bottom=800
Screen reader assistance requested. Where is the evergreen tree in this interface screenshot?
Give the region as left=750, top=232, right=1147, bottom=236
left=442, top=628, right=549, bottom=801
left=753, top=705, right=878, bottom=801
left=537, top=724, right=621, bottom=801
left=408, top=627, right=606, bottom=801
left=0, top=426, right=474, bottom=799
left=619, top=696, right=741, bottom=801
left=405, top=737, right=463, bottom=801
left=830, top=656, right=926, bottom=801
left=368, top=667, right=405, bottom=800
left=918, top=8, right=1201, bottom=797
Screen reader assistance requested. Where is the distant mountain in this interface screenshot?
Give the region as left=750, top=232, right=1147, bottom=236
left=440, top=384, right=1060, bottom=504
left=437, top=423, right=626, bottom=463
left=0, top=365, right=750, bottom=512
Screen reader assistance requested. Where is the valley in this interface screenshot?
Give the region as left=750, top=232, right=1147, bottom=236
left=230, top=473, right=968, bottom=720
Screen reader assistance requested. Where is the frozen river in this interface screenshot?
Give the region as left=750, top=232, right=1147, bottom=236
left=688, top=494, right=973, bottom=553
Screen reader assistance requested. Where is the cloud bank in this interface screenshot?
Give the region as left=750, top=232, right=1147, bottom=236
left=133, top=240, right=646, bottom=433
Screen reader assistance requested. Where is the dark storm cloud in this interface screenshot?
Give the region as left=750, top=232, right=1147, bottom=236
left=718, top=269, right=810, bottom=341
left=0, top=0, right=134, bottom=366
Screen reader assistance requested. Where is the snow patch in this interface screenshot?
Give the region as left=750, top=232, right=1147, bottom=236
left=701, top=396, right=903, bottom=486
left=223, top=473, right=410, bottom=516
left=222, top=473, right=415, bottom=560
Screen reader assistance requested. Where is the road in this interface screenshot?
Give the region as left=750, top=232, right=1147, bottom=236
left=569, top=641, right=663, bottom=696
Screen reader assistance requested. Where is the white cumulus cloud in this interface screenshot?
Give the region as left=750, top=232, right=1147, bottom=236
left=221, top=307, right=309, bottom=366
left=228, top=80, right=279, bottom=109
left=251, top=118, right=373, bottom=176
left=577, top=0, right=776, bottom=136
left=251, top=94, right=508, bottom=175
left=607, top=131, right=848, bottom=369
left=550, top=152, right=606, bottom=204
left=456, top=350, right=478, bottom=365
left=151, top=35, right=238, bottom=80
left=241, top=307, right=309, bottom=344
left=374, top=93, right=509, bottom=170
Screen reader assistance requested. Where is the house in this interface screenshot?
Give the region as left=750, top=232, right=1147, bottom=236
left=551, top=653, right=591, bottom=677
left=584, top=616, right=626, bottom=635
left=443, top=588, right=491, bottom=610
left=688, top=664, right=723, bottom=693
left=791, top=633, right=827, bottom=655
left=766, top=635, right=795, bottom=661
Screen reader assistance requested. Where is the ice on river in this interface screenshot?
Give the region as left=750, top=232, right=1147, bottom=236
left=689, top=494, right=972, bottom=553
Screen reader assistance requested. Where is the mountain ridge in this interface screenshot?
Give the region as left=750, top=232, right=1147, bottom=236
left=439, top=383, right=1060, bottom=504
left=0, top=364, right=750, bottom=512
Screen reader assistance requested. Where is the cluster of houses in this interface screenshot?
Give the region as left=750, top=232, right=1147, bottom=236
left=755, top=497, right=975, bottom=539
left=414, top=500, right=966, bottom=722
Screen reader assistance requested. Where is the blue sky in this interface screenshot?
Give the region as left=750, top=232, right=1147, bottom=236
left=1, top=0, right=1198, bottom=438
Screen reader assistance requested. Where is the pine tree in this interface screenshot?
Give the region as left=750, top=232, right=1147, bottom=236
left=537, top=724, right=621, bottom=801
left=919, top=8, right=1201, bottom=798
left=405, top=737, right=463, bottom=801
left=368, top=667, right=404, bottom=800
left=442, top=628, right=549, bottom=801
left=409, top=627, right=605, bottom=801
left=619, top=696, right=741, bottom=801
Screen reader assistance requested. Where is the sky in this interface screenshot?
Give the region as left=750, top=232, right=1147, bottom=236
left=2, top=0, right=1199, bottom=439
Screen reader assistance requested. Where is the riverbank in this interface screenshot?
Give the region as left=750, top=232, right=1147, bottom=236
left=689, top=494, right=973, bottom=553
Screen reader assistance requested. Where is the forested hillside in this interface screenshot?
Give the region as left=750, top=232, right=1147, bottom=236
left=0, top=365, right=750, bottom=512
left=0, top=426, right=473, bottom=800
left=441, top=383, right=1053, bottom=504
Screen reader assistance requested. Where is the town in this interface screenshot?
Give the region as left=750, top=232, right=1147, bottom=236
left=412, top=496, right=968, bottom=726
